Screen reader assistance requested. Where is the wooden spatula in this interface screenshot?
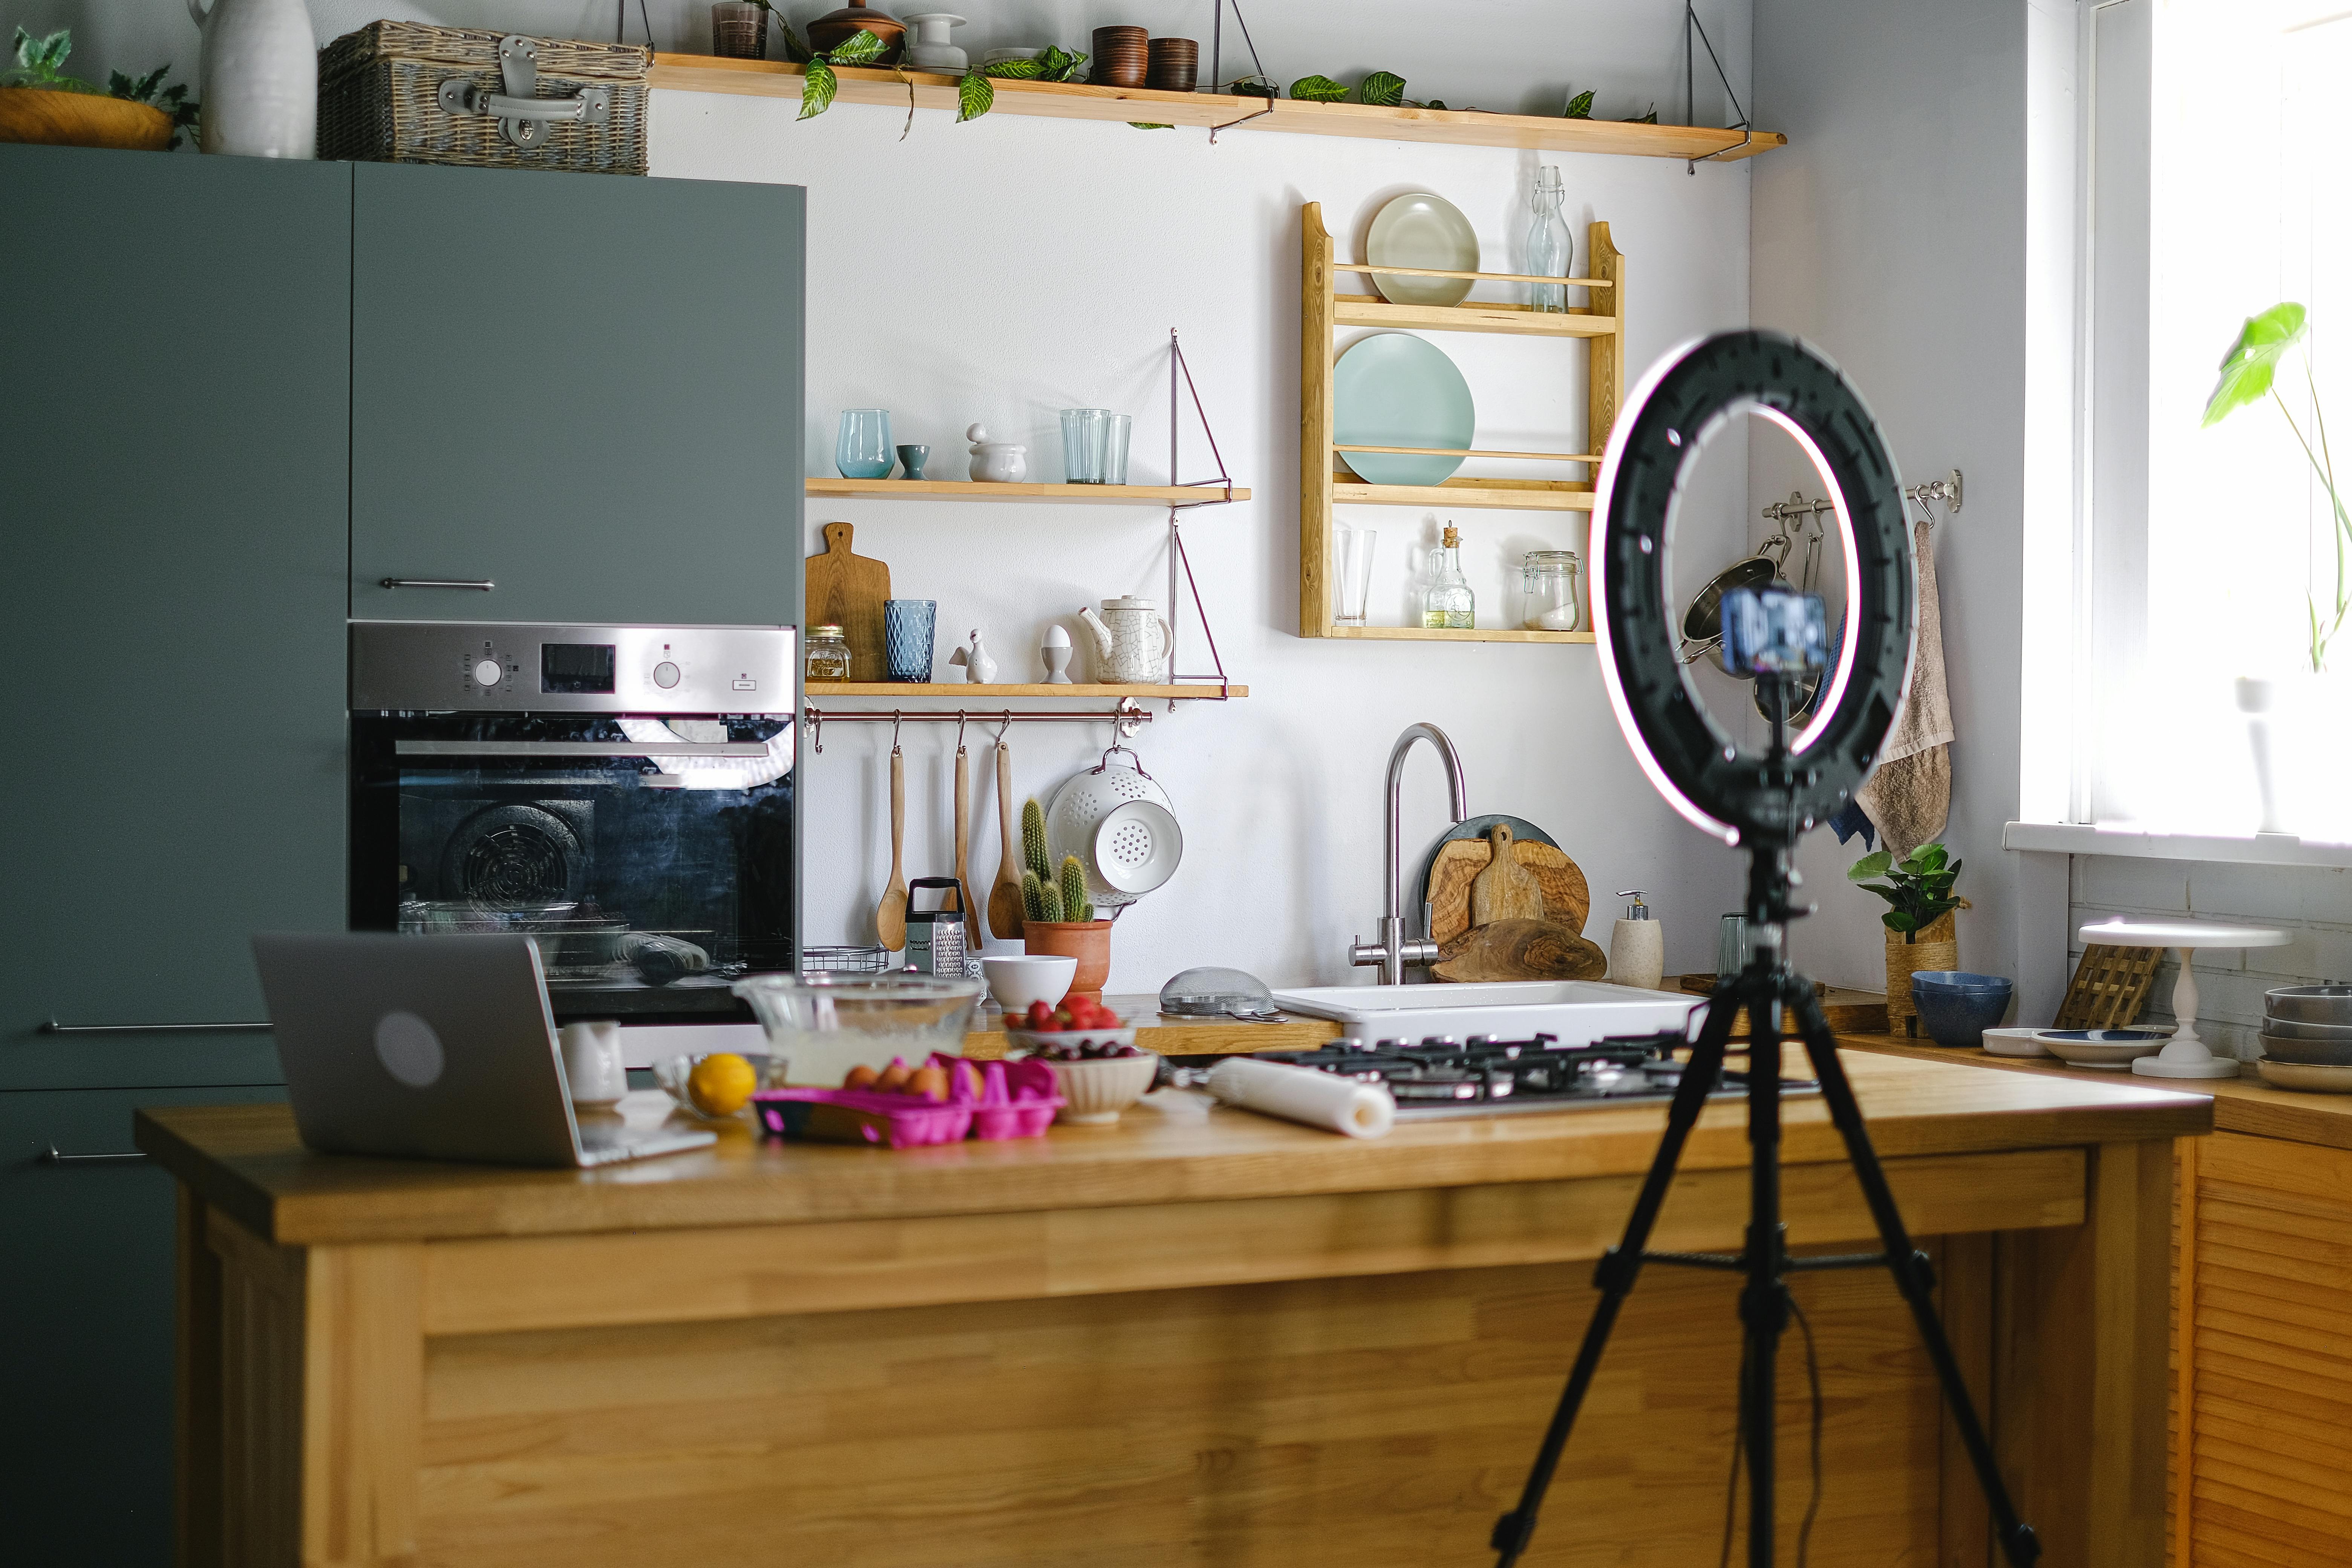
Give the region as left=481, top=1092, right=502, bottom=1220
left=876, top=745, right=908, bottom=949
left=954, top=741, right=980, bottom=949
left=1469, top=823, right=1545, bottom=926
left=988, top=738, right=1024, bottom=942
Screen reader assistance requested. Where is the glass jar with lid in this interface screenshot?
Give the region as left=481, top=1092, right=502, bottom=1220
left=805, top=624, right=851, bottom=682
left=1521, top=550, right=1582, bottom=632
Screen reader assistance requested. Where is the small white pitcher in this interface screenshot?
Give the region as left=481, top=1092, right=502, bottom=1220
left=1078, top=597, right=1171, bottom=684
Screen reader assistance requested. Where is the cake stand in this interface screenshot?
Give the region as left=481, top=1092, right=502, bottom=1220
left=2077, top=917, right=2290, bottom=1078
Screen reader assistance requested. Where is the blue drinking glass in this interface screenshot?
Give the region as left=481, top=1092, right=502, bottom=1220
left=884, top=599, right=936, bottom=681
left=837, top=409, right=893, bottom=479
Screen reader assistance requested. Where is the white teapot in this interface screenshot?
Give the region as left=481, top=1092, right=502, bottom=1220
left=1077, top=597, right=1171, bottom=684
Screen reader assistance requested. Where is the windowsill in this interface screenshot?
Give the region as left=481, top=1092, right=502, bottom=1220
left=2003, top=821, right=2352, bottom=869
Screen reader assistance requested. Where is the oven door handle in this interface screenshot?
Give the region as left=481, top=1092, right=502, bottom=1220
left=392, top=740, right=773, bottom=758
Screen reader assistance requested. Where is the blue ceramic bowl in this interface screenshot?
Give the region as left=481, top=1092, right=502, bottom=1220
left=1909, top=970, right=2012, bottom=994
left=1910, top=977, right=2014, bottom=1047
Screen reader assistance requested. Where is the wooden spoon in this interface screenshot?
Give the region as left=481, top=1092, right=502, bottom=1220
left=954, top=741, right=979, bottom=949
left=876, top=745, right=908, bottom=950
left=988, top=738, right=1024, bottom=943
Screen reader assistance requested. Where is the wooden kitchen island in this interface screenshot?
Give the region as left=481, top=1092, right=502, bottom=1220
left=142, top=1046, right=2205, bottom=1568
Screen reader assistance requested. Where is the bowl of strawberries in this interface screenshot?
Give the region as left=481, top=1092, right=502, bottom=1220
left=1005, top=998, right=1156, bottom=1125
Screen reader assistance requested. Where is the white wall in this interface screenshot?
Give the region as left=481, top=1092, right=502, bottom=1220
left=1750, top=0, right=2034, bottom=1000
left=33, top=0, right=1762, bottom=995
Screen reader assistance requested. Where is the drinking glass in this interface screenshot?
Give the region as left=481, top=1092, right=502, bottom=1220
left=1334, top=525, right=1377, bottom=626
left=1060, top=408, right=1109, bottom=482
left=883, top=599, right=937, bottom=681
left=1102, top=413, right=1132, bottom=484
left=836, top=409, right=893, bottom=479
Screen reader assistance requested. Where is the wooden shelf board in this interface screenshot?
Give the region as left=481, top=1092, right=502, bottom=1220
left=808, top=478, right=1246, bottom=505
left=647, top=56, right=1785, bottom=162
left=809, top=683, right=1246, bottom=698
left=1320, top=626, right=1593, bottom=644
left=1335, top=297, right=1618, bottom=338
left=1333, top=478, right=1596, bottom=511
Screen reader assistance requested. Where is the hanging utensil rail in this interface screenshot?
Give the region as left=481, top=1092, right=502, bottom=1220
left=803, top=702, right=1154, bottom=753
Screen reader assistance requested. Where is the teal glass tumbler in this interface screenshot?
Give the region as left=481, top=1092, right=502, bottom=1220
left=884, top=599, right=936, bottom=681
left=837, top=409, right=893, bottom=479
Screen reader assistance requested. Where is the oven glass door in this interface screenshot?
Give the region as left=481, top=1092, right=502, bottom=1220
left=351, top=712, right=795, bottom=1025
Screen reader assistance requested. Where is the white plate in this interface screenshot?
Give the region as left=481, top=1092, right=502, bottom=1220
left=2257, top=1059, right=2352, bottom=1093
left=1092, top=799, right=1183, bottom=894
left=1367, top=192, right=1480, bottom=307
left=1981, top=1026, right=2052, bottom=1058
left=2036, top=1028, right=2168, bottom=1070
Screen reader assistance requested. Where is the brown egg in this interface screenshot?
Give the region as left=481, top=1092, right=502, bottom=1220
left=844, top=1064, right=880, bottom=1091
left=875, top=1061, right=913, bottom=1094
left=908, top=1066, right=948, bottom=1101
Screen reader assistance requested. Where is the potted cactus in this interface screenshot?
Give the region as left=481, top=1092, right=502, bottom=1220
left=1017, top=799, right=1112, bottom=1000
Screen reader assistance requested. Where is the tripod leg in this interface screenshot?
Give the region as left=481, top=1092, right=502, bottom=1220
left=1741, top=972, right=1787, bottom=1568
left=1788, top=984, right=2042, bottom=1568
left=1490, top=989, right=1744, bottom=1567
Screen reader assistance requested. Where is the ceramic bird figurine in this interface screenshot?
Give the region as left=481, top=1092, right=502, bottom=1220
left=962, top=628, right=998, bottom=684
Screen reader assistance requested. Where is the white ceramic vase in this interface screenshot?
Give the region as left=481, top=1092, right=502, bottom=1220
left=188, top=0, right=317, bottom=158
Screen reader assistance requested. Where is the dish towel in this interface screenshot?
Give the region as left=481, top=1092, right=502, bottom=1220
left=1855, top=517, right=1954, bottom=856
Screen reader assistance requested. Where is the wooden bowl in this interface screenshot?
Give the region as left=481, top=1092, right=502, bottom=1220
left=0, top=87, right=173, bottom=151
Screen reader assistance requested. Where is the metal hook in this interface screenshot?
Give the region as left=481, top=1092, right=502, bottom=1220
left=891, top=710, right=903, bottom=752
left=995, top=713, right=1013, bottom=747
left=805, top=704, right=824, bottom=755
left=955, top=711, right=968, bottom=752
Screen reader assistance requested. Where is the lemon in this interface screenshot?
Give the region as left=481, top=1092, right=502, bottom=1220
left=686, top=1052, right=758, bottom=1116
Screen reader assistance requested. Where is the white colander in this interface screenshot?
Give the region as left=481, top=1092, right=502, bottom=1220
left=1043, top=746, right=1176, bottom=911
left=1093, top=800, right=1184, bottom=894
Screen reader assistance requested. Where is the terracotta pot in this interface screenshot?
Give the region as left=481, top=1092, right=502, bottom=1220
left=1884, top=910, right=1959, bottom=1040
left=0, top=88, right=173, bottom=151
left=807, top=0, right=905, bottom=64
left=1025, top=920, right=1111, bottom=1002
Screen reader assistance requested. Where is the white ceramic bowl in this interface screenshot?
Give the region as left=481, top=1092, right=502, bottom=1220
left=1027, top=1048, right=1160, bottom=1125
left=2257, top=1059, right=2352, bottom=1093
left=1981, top=1026, right=2052, bottom=1058
left=2035, top=1028, right=2169, bottom=1070
left=982, top=954, right=1076, bottom=1013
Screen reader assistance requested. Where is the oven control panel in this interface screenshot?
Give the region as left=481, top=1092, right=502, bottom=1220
left=351, top=622, right=799, bottom=714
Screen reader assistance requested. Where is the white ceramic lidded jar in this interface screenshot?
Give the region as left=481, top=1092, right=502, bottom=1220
left=966, top=423, right=1028, bottom=483
left=187, top=0, right=317, bottom=158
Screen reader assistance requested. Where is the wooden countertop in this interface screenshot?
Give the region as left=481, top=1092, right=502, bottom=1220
left=1845, top=1031, right=2352, bottom=1150
left=136, top=1042, right=2210, bottom=1248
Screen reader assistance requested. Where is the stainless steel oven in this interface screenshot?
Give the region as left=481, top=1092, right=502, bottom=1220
left=349, top=622, right=798, bottom=1029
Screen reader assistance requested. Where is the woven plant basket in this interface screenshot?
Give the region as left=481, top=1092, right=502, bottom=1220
left=1884, top=910, right=1960, bottom=1039
left=318, top=22, right=649, bottom=174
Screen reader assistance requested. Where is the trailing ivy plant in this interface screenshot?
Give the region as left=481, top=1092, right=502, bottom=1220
left=1847, top=842, right=1965, bottom=941
left=6, top=28, right=199, bottom=149
left=1358, top=70, right=1406, bottom=107
left=964, top=44, right=1087, bottom=122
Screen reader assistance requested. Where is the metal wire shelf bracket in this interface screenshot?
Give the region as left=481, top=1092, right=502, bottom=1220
left=1165, top=328, right=1238, bottom=708
left=1682, top=1, right=1752, bottom=174
left=802, top=701, right=1154, bottom=754
left=1206, top=0, right=1271, bottom=142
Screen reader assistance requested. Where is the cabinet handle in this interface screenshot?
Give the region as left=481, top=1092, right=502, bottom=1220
left=41, top=1019, right=272, bottom=1035
left=41, top=1142, right=148, bottom=1164
left=381, top=578, right=495, bottom=591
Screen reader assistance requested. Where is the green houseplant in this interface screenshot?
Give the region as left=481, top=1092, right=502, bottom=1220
left=1016, top=798, right=1112, bottom=1000
left=0, top=27, right=198, bottom=150
left=1850, top=843, right=1965, bottom=1037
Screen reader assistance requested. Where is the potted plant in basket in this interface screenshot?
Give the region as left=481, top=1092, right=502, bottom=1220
left=1016, top=798, right=1112, bottom=1001
left=0, top=28, right=199, bottom=151
left=1848, top=842, right=1966, bottom=1038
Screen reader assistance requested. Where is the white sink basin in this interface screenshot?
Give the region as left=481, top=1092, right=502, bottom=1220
left=1269, top=980, right=1702, bottom=1047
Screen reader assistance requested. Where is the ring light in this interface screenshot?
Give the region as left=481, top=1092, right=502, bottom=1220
left=1589, top=331, right=1914, bottom=847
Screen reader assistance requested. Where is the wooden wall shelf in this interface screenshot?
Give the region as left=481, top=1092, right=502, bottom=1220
left=647, top=56, right=1785, bottom=163
left=810, top=683, right=1245, bottom=698
left=1322, top=626, right=1594, bottom=645
left=808, top=478, right=1245, bottom=505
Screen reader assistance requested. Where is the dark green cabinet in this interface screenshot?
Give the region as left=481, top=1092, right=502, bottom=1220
left=348, top=161, right=805, bottom=626
left=0, top=145, right=350, bottom=1092
left=0, top=1084, right=286, bottom=1566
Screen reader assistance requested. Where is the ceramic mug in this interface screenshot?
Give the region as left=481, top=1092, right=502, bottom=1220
left=559, top=1020, right=629, bottom=1108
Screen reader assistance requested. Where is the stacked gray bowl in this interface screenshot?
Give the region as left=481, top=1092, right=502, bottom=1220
left=2261, top=985, right=2352, bottom=1063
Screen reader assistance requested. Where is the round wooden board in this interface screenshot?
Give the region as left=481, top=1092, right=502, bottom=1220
left=1426, top=838, right=1591, bottom=947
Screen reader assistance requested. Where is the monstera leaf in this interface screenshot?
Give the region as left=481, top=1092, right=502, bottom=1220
left=1358, top=70, right=1406, bottom=106
left=2205, top=302, right=2309, bottom=427
left=1289, top=74, right=1347, bottom=102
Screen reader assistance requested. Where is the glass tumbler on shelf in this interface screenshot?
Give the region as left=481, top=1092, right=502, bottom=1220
left=1525, top=165, right=1571, bottom=313
left=836, top=409, right=893, bottom=479
left=1102, top=413, right=1132, bottom=485
left=1334, top=525, right=1377, bottom=626
left=1060, top=408, right=1119, bottom=483
left=1520, top=549, right=1581, bottom=631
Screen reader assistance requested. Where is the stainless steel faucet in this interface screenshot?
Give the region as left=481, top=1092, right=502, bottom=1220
left=1349, top=722, right=1469, bottom=985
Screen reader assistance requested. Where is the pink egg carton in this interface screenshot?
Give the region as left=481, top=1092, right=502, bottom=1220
left=750, top=1054, right=1061, bottom=1148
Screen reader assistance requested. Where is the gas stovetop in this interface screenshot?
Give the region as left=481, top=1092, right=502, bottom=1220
left=1180, top=1032, right=1818, bottom=1121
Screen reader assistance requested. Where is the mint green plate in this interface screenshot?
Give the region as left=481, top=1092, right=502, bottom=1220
left=1334, top=332, right=1475, bottom=488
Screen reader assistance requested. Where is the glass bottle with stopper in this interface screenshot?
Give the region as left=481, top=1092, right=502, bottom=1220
left=1525, top=165, right=1571, bottom=313
left=1422, top=524, right=1476, bottom=629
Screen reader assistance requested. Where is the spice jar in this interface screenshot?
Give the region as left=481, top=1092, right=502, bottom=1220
left=1521, top=550, right=1582, bottom=631
left=805, top=624, right=851, bottom=682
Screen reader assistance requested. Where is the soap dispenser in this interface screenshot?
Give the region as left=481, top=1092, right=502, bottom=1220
left=1608, top=889, right=1664, bottom=991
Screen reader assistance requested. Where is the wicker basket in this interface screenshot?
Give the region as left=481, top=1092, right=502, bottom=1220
left=318, top=22, right=649, bottom=175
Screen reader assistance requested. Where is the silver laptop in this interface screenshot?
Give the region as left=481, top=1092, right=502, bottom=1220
left=251, top=932, right=717, bottom=1168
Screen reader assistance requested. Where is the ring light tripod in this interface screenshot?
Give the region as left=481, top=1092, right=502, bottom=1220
left=1488, top=333, right=2039, bottom=1568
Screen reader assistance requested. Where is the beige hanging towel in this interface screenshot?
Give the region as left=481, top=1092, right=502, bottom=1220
left=1856, top=516, right=1953, bottom=857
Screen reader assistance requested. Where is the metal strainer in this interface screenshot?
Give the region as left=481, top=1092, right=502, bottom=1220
left=1044, top=744, right=1176, bottom=912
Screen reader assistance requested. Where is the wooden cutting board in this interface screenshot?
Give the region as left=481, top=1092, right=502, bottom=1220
left=1468, top=823, right=1545, bottom=926
left=804, top=521, right=891, bottom=682
left=1428, top=838, right=1591, bottom=948
left=1433, top=919, right=1608, bottom=983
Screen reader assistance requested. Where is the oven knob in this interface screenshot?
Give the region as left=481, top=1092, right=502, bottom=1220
left=472, top=658, right=502, bottom=687
left=653, top=661, right=681, bottom=689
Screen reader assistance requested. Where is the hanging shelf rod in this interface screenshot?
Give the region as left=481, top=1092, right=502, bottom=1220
left=802, top=701, right=1158, bottom=753
left=1334, top=262, right=1615, bottom=288
left=1335, top=443, right=1602, bottom=462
